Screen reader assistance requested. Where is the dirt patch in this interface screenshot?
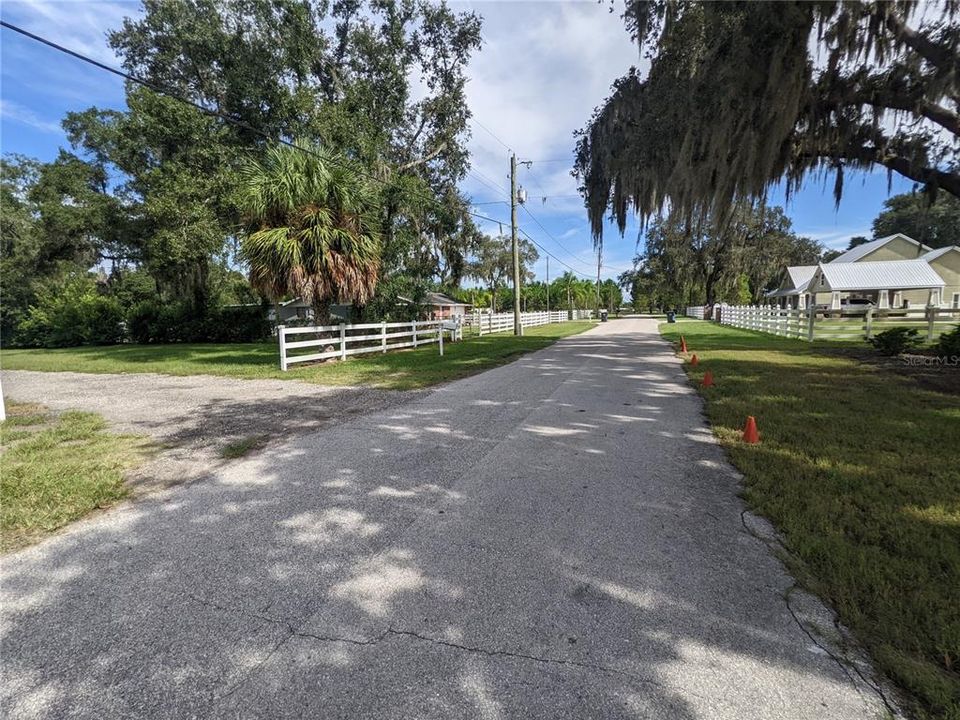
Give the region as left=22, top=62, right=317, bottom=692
left=2, top=370, right=424, bottom=495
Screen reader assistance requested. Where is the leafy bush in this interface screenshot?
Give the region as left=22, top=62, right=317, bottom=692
left=208, top=305, right=271, bottom=342
left=936, top=325, right=960, bottom=358
left=127, top=301, right=269, bottom=344
left=868, top=327, right=923, bottom=356
left=16, top=275, right=124, bottom=347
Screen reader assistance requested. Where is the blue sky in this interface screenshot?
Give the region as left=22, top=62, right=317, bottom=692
left=1, top=0, right=915, bottom=285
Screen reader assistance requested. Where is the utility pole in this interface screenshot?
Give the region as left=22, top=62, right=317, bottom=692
left=546, top=257, right=550, bottom=316
left=510, top=153, right=522, bottom=335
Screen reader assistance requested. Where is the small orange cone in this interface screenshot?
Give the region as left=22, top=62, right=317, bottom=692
left=700, top=370, right=714, bottom=387
left=742, top=416, right=760, bottom=444
left=689, top=354, right=699, bottom=366
left=680, top=336, right=688, bottom=353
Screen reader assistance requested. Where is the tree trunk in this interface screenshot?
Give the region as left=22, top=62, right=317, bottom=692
left=312, top=298, right=332, bottom=326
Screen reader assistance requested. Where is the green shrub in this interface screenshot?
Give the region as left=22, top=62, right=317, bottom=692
left=868, top=327, right=923, bottom=356
left=127, top=301, right=269, bottom=344
left=936, top=325, right=960, bottom=358
left=16, top=275, right=124, bottom=347
left=208, top=305, right=270, bottom=342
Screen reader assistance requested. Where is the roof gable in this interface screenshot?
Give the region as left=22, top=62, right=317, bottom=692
left=829, top=234, right=930, bottom=264
left=922, top=245, right=960, bottom=262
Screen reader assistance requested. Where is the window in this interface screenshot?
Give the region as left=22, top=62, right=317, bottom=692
left=953, top=292, right=960, bottom=309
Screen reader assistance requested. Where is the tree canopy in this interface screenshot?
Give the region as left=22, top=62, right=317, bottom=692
left=2, top=0, right=485, bottom=345
left=872, top=190, right=960, bottom=247
left=576, top=1, right=960, bottom=242
left=620, top=204, right=822, bottom=308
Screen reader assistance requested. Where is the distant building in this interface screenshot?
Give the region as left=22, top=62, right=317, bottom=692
left=765, top=234, right=960, bottom=309
left=398, top=292, right=472, bottom=320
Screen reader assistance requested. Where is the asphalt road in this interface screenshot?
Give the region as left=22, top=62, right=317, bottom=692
left=1, top=318, right=890, bottom=719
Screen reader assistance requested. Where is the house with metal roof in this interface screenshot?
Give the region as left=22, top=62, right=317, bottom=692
left=922, top=245, right=960, bottom=309
left=807, top=259, right=946, bottom=309
left=766, top=233, right=960, bottom=309
left=765, top=265, right=818, bottom=306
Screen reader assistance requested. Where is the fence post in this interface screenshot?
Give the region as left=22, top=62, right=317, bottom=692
left=381, top=320, right=387, bottom=353
left=864, top=307, right=874, bottom=340
left=278, top=325, right=288, bottom=371
left=439, top=325, right=444, bottom=356
left=807, top=305, right=816, bottom=342
left=412, top=320, right=418, bottom=347
left=340, top=323, right=347, bottom=360
left=926, top=306, right=936, bottom=341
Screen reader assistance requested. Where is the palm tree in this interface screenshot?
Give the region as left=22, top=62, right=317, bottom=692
left=240, top=143, right=381, bottom=324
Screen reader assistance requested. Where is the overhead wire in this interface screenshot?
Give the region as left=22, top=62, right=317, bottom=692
left=2, top=20, right=627, bottom=285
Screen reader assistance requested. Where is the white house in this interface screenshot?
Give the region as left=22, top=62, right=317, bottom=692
left=766, top=234, right=960, bottom=309
left=806, top=259, right=946, bottom=310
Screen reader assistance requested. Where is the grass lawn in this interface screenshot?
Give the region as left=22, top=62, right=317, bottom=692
left=0, top=403, right=151, bottom=552
left=0, top=321, right=595, bottom=391
left=661, top=319, right=959, bottom=720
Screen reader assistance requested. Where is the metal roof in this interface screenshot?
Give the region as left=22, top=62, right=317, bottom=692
left=787, top=266, right=817, bottom=292
left=815, top=259, right=945, bottom=291
left=922, top=245, right=960, bottom=262
left=828, top=234, right=931, bottom=263
left=765, top=265, right=817, bottom=297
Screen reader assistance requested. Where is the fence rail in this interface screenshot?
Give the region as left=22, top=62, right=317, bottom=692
left=279, top=320, right=443, bottom=370
left=696, top=304, right=960, bottom=342
left=278, top=309, right=595, bottom=370
left=473, top=309, right=592, bottom=335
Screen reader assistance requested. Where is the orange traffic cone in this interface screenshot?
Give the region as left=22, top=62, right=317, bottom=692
left=701, top=370, right=714, bottom=387
left=742, top=416, right=760, bottom=444
left=680, top=336, right=688, bottom=353
left=689, top=354, right=699, bottom=366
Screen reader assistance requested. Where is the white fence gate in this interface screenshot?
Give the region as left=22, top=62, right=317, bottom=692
left=278, top=309, right=595, bottom=370
left=279, top=320, right=443, bottom=370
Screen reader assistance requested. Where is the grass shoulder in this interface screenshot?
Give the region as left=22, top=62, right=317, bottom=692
left=1, top=402, right=151, bottom=552
left=660, top=319, right=960, bottom=720
left=0, top=321, right=596, bottom=390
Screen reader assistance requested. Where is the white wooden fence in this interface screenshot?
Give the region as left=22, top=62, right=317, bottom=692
left=473, top=309, right=592, bottom=336
left=685, top=306, right=706, bottom=320
left=703, top=304, right=960, bottom=342
left=278, top=309, right=595, bottom=370
left=279, top=320, right=443, bottom=370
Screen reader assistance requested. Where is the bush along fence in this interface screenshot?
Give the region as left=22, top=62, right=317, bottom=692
left=277, top=310, right=594, bottom=370
left=689, top=304, right=960, bottom=342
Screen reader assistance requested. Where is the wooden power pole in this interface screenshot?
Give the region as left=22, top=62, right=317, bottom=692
left=510, top=153, right=522, bottom=335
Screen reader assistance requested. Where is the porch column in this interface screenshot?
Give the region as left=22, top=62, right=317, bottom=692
left=893, top=291, right=902, bottom=308
left=800, top=294, right=808, bottom=310
left=878, top=289, right=889, bottom=309
left=928, top=288, right=941, bottom=307
left=831, top=292, right=841, bottom=310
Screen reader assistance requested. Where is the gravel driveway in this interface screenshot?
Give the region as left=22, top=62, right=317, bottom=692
left=1, top=370, right=421, bottom=492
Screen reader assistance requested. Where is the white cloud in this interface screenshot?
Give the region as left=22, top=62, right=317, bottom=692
left=1, top=0, right=133, bottom=66
left=0, top=98, right=62, bottom=133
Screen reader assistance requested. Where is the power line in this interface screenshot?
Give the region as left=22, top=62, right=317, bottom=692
left=0, top=20, right=516, bottom=234
left=521, top=204, right=632, bottom=274
left=518, top=228, right=594, bottom=279
left=2, top=20, right=622, bottom=284
left=470, top=117, right=512, bottom=153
